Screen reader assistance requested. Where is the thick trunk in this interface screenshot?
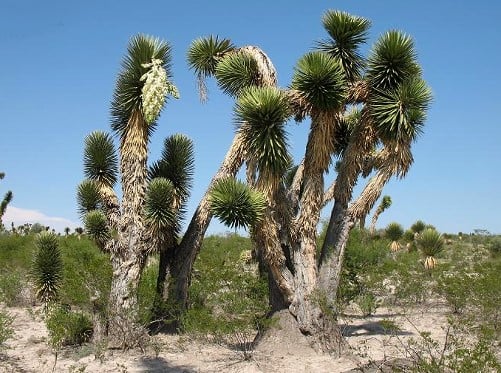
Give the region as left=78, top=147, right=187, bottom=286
left=107, top=251, right=146, bottom=348
left=106, top=109, right=150, bottom=347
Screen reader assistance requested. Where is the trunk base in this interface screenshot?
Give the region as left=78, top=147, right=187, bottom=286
left=254, top=309, right=346, bottom=356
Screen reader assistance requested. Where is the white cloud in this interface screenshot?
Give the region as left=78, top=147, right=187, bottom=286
left=3, top=206, right=79, bottom=233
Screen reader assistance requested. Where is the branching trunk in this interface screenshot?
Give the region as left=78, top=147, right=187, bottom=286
left=168, top=134, right=246, bottom=311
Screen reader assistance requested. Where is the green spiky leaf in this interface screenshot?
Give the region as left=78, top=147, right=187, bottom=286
left=411, top=220, right=426, bottom=234
left=385, top=222, right=404, bottom=241
left=367, top=31, right=421, bottom=90
left=84, top=210, right=110, bottom=245
left=149, top=134, right=194, bottom=204
left=83, top=131, right=118, bottom=187
left=215, top=51, right=260, bottom=96
left=371, top=77, right=432, bottom=143
left=31, top=232, right=63, bottom=304
left=111, top=34, right=173, bottom=135
left=209, top=178, right=267, bottom=230
left=417, top=228, right=444, bottom=257
left=77, top=180, right=102, bottom=217
left=234, top=86, right=291, bottom=178
left=144, top=177, right=178, bottom=233
left=318, top=10, right=371, bottom=81
left=187, top=35, right=235, bottom=100
left=291, top=51, right=347, bottom=111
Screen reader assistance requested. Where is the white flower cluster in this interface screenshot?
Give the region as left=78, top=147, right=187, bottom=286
left=140, top=59, right=179, bottom=124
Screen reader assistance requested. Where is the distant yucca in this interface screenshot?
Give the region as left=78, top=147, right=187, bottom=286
left=141, top=59, right=179, bottom=124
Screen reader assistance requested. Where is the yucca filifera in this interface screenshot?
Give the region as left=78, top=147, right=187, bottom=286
left=385, top=222, right=404, bottom=252
left=417, top=228, right=444, bottom=269
left=31, top=232, right=63, bottom=305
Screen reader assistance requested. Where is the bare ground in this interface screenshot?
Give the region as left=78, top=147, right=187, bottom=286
left=0, top=303, right=449, bottom=373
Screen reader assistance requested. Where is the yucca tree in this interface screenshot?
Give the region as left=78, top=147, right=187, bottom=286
left=417, top=228, right=444, bottom=269
left=411, top=220, right=426, bottom=237
left=385, top=222, right=404, bottom=252
left=77, top=34, right=178, bottom=348
left=204, top=10, right=431, bottom=351
left=0, top=172, right=13, bottom=230
left=369, top=195, right=392, bottom=233
left=31, top=232, right=63, bottom=306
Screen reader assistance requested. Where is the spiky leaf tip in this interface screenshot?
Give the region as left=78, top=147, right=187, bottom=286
left=111, top=34, right=172, bottom=135
left=318, top=10, right=371, bottom=81
left=417, top=228, right=444, bottom=257
left=84, top=210, right=110, bottom=245
left=149, top=134, right=195, bottom=203
left=215, top=51, right=260, bottom=96
left=209, top=178, right=266, bottom=230
left=77, top=180, right=102, bottom=217
left=367, top=30, right=421, bottom=90
left=291, top=51, right=347, bottom=111
left=234, top=86, right=291, bottom=178
left=187, top=35, right=235, bottom=100
left=83, top=131, right=118, bottom=187
left=144, top=177, right=178, bottom=233
left=371, top=77, right=432, bottom=143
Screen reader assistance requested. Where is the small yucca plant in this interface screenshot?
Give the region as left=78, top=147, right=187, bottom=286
left=417, top=228, right=444, bottom=269
left=385, top=222, right=404, bottom=252
left=31, top=232, right=63, bottom=306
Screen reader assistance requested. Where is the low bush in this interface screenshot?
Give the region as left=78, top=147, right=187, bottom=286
left=0, top=310, right=13, bottom=348
left=45, top=305, right=93, bottom=348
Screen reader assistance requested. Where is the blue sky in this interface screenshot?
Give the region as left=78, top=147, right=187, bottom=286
left=1, top=0, right=500, bottom=234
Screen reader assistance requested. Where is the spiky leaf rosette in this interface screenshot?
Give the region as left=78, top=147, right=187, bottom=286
left=371, top=77, right=432, bottom=143
left=140, top=58, right=179, bottom=124
left=84, top=210, right=110, bottom=246
left=367, top=30, right=421, bottom=90
left=318, top=10, right=371, bottom=81
left=111, top=34, right=173, bottom=136
left=209, top=178, right=266, bottom=230
left=31, top=232, right=63, bottom=304
left=417, top=228, right=444, bottom=257
left=215, top=51, right=260, bottom=96
left=411, top=220, right=426, bottom=234
left=234, top=86, right=291, bottom=180
left=77, top=180, right=102, bottom=217
left=385, top=222, right=404, bottom=242
left=380, top=195, right=392, bottom=210
left=83, top=131, right=118, bottom=187
left=144, top=177, right=178, bottom=234
left=1, top=191, right=13, bottom=216
left=291, top=51, right=347, bottom=112
left=149, top=134, right=194, bottom=205
left=187, top=35, right=235, bottom=100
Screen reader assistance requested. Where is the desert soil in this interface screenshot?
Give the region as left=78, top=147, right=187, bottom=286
left=0, top=303, right=448, bottom=373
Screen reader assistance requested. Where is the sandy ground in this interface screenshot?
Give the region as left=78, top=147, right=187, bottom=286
left=0, top=303, right=449, bottom=373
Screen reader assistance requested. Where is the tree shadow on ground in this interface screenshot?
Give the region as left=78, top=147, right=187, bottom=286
left=341, top=321, right=413, bottom=337
left=138, top=356, right=197, bottom=373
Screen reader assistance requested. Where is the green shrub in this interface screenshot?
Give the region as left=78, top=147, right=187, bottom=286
left=0, top=310, right=13, bottom=348
left=181, top=234, right=269, bottom=336
left=487, top=236, right=501, bottom=257
left=0, top=270, right=25, bottom=306
left=45, top=306, right=93, bottom=348
left=58, top=236, right=111, bottom=311
left=355, top=292, right=379, bottom=317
